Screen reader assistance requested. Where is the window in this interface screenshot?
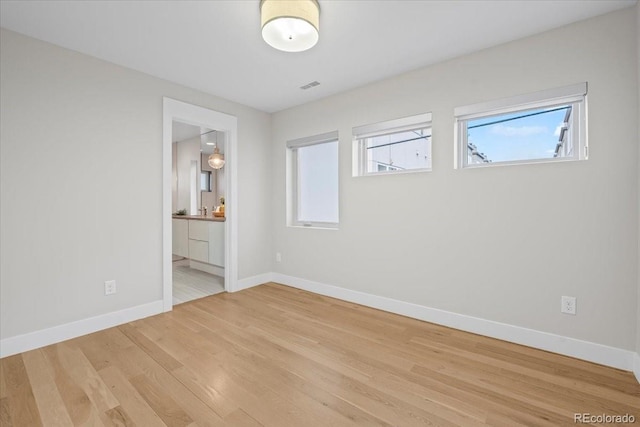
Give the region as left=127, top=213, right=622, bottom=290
left=200, top=171, right=212, bottom=192
left=287, top=131, right=339, bottom=228
left=353, top=113, right=432, bottom=176
left=454, top=82, right=587, bottom=168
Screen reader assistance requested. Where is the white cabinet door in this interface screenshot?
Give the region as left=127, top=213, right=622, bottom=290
left=188, top=220, right=209, bottom=241
left=172, top=219, right=189, bottom=258
left=189, top=240, right=209, bottom=263
left=208, top=222, right=225, bottom=267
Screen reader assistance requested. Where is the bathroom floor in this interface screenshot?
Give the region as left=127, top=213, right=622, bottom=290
left=172, top=262, right=224, bottom=305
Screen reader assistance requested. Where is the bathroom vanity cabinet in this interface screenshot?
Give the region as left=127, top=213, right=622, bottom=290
left=172, top=216, right=225, bottom=269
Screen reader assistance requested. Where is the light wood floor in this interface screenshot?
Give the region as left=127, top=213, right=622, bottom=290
left=1, top=283, right=639, bottom=426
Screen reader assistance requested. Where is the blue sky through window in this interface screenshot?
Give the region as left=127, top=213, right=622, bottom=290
left=467, top=106, right=569, bottom=162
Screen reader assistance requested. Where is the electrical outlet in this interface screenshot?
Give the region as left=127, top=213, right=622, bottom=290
left=561, top=296, right=576, bottom=315
left=276, top=252, right=282, bottom=263
left=105, top=280, right=117, bottom=296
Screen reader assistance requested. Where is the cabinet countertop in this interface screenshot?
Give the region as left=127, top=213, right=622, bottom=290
left=172, top=215, right=225, bottom=222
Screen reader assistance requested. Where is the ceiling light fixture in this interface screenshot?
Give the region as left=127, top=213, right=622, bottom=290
left=260, top=0, right=320, bottom=52
left=208, top=146, right=225, bottom=169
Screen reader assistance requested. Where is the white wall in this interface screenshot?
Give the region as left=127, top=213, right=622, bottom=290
left=271, top=8, right=638, bottom=351
left=0, top=29, right=272, bottom=340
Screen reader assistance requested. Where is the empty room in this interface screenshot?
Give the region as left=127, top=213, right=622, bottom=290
left=1, top=0, right=639, bottom=425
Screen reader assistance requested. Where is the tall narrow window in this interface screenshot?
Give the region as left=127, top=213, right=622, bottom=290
left=287, top=131, right=339, bottom=228
left=455, top=82, right=587, bottom=168
left=353, top=113, right=432, bottom=176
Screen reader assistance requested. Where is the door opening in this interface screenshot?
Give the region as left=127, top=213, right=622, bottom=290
left=162, top=98, right=238, bottom=311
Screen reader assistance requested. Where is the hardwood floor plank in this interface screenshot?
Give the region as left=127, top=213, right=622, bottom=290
left=41, top=345, right=106, bottom=426
left=129, top=374, right=193, bottom=427
left=1, top=355, right=43, bottom=426
left=0, top=358, right=8, bottom=399
left=71, top=328, right=136, bottom=374
left=103, top=405, right=136, bottom=427
left=55, top=343, right=119, bottom=413
left=223, top=409, right=263, bottom=427
left=22, top=349, right=74, bottom=427
left=90, top=328, right=228, bottom=426
left=1, top=282, right=639, bottom=426
left=211, top=348, right=385, bottom=427
left=140, top=365, right=228, bottom=427
left=0, top=397, right=13, bottom=427
left=98, top=366, right=167, bottom=426
left=171, top=364, right=240, bottom=419
left=118, top=323, right=183, bottom=372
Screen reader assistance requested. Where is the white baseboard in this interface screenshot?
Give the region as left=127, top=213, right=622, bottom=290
left=271, top=273, right=635, bottom=372
left=0, top=300, right=163, bottom=358
left=189, top=260, right=224, bottom=277
left=2, top=272, right=636, bottom=380
left=233, top=272, right=274, bottom=292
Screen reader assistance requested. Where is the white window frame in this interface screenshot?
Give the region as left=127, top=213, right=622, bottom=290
left=286, top=131, right=339, bottom=229
left=454, top=82, right=588, bottom=169
left=353, top=112, right=432, bottom=177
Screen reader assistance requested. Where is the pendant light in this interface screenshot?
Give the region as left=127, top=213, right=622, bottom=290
left=208, top=146, right=225, bottom=169
left=260, top=0, right=320, bottom=52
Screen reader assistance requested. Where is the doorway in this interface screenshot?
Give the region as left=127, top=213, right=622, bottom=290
left=171, top=122, right=225, bottom=305
left=162, top=98, right=238, bottom=312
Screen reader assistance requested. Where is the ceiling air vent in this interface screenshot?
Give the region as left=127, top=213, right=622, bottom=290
left=300, top=81, right=320, bottom=90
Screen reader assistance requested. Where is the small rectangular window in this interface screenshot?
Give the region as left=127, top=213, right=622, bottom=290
left=287, top=131, right=339, bottom=228
left=455, top=83, right=587, bottom=168
left=200, top=171, right=212, bottom=192
left=353, top=113, right=432, bottom=176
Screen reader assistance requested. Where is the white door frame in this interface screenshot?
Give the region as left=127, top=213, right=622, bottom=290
left=162, top=97, right=238, bottom=311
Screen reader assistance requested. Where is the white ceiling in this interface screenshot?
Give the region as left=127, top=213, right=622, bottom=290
left=1, top=0, right=635, bottom=113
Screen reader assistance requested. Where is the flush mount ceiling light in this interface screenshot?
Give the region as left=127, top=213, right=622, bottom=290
left=260, top=0, right=320, bottom=52
left=208, top=146, right=225, bottom=169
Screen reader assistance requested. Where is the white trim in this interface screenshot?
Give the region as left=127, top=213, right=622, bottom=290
left=271, top=273, right=634, bottom=371
left=634, top=353, right=640, bottom=383
left=286, top=130, right=338, bottom=149
left=163, top=98, right=239, bottom=308
left=234, top=273, right=275, bottom=292
left=0, top=300, right=163, bottom=358
left=353, top=112, right=432, bottom=139
left=454, top=82, right=587, bottom=117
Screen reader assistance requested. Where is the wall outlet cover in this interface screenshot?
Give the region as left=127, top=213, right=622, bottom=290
left=105, top=280, right=117, bottom=296
left=561, top=296, right=576, bottom=315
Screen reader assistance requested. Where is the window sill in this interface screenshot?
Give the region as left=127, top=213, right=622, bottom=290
left=356, top=167, right=432, bottom=177
left=459, top=156, right=585, bottom=170
left=288, top=224, right=339, bottom=231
